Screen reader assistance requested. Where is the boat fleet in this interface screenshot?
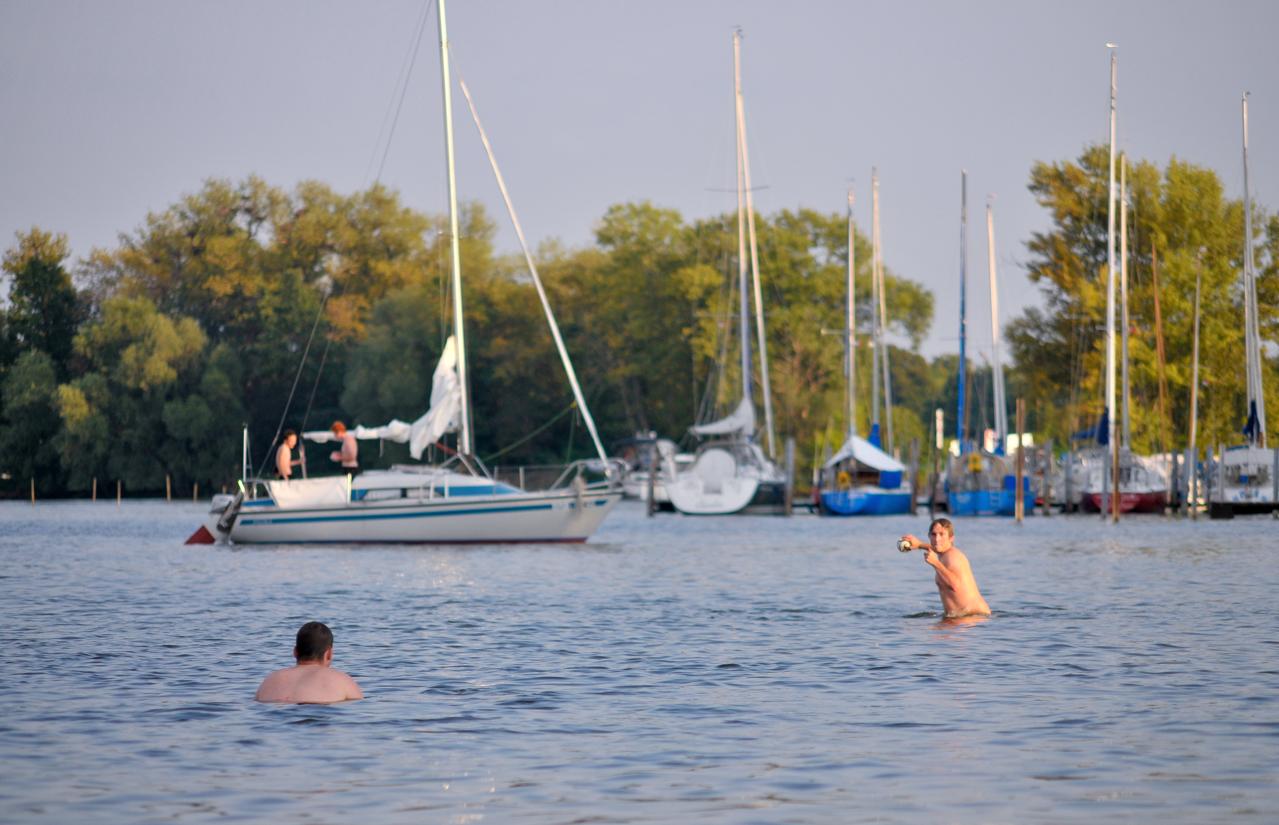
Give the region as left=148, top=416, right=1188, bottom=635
left=192, top=28, right=1274, bottom=546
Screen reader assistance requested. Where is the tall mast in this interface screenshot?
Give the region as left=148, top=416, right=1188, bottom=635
left=438, top=0, right=471, bottom=455
left=958, top=171, right=968, bottom=453
left=1105, top=45, right=1118, bottom=520
left=986, top=199, right=1008, bottom=448
left=1104, top=47, right=1117, bottom=450
left=870, top=168, right=881, bottom=442
left=1242, top=92, right=1266, bottom=446
left=875, top=176, right=894, bottom=453
left=732, top=30, right=752, bottom=417
left=846, top=188, right=857, bottom=439
left=735, top=31, right=776, bottom=456
left=1120, top=154, right=1131, bottom=448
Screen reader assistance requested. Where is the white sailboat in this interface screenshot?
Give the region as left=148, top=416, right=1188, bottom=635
left=196, top=0, right=621, bottom=544
left=668, top=29, right=786, bottom=516
left=1211, top=93, right=1276, bottom=518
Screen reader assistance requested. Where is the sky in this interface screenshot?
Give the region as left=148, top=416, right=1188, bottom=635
left=2, top=0, right=1277, bottom=362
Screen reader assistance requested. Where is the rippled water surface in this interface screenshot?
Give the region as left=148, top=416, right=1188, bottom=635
left=2, top=499, right=1277, bottom=823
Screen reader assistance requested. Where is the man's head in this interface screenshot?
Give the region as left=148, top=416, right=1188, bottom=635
left=283, top=430, right=298, bottom=447
left=293, top=621, right=334, bottom=664
left=331, top=421, right=346, bottom=436
left=928, top=518, right=955, bottom=551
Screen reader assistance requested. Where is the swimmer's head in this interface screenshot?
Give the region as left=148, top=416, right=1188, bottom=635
left=929, top=517, right=954, bottom=538
left=294, top=621, right=334, bottom=663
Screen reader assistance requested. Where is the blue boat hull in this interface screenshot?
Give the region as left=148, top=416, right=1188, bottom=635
left=820, top=488, right=913, bottom=516
left=949, top=477, right=1033, bottom=517
left=947, top=489, right=996, bottom=516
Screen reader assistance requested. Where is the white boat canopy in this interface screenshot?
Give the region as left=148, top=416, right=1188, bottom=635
left=303, top=336, right=461, bottom=459
left=690, top=397, right=756, bottom=437
left=824, top=434, right=905, bottom=472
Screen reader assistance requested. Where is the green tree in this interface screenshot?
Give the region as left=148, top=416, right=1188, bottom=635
left=2, top=228, right=81, bottom=378
left=1007, top=146, right=1276, bottom=452
left=0, top=350, right=64, bottom=492
left=56, top=295, right=207, bottom=492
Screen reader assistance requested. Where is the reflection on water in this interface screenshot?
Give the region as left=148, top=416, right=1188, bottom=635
left=1, top=500, right=1277, bottom=823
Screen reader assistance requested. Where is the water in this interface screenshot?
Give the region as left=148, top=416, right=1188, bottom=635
left=2, top=500, right=1276, bottom=823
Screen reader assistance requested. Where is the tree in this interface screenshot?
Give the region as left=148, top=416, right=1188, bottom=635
left=0, top=350, right=64, bottom=492
left=56, top=295, right=207, bottom=492
left=2, top=228, right=81, bottom=378
left=1007, top=146, right=1276, bottom=452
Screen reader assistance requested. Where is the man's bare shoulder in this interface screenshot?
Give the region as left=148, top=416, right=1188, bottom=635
left=254, top=667, right=297, bottom=702
left=256, top=666, right=363, bottom=704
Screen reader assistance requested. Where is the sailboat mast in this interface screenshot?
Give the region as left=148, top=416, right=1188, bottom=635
left=735, top=33, right=776, bottom=456
left=1120, top=154, right=1131, bottom=448
left=1105, top=46, right=1119, bottom=520
left=732, top=31, right=752, bottom=416
left=847, top=188, right=857, bottom=439
left=958, top=171, right=968, bottom=453
left=1242, top=92, right=1266, bottom=446
left=875, top=176, right=894, bottom=454
left=437, top=0, right=471, bottom=456
left=870, top=168, right=881, bottom=439
left=986, top=199, right=1007, bottom=447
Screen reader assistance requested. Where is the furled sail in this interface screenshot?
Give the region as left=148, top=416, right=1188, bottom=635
left=409, top=336, right=461, bottom=458
left=690, top=397, right=756, bottom=437
left=823, top=434, right=904, bottom=472
left=300, top=337, right=461, bottom=459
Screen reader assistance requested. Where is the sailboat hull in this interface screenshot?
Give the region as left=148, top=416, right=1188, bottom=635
left=208, top=487, right=621, bottom=544
left=668, top=443, right=787, bottom=516
left=1081, top=491, right=1165, bottom=514
left=820, top=487, right=911, bottom=516
left=947, top=489, right=997, bottom=517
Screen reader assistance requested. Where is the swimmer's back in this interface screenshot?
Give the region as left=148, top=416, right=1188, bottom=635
left=256, top=665, right=363, bottom=704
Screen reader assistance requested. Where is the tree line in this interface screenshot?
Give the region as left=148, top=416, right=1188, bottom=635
left=1, top=146, right=1273, bottom=498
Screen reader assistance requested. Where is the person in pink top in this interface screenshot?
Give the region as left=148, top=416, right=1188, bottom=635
left=255, top=622, right=364, bottom=704
left=329, top=421, right=359, bottom=474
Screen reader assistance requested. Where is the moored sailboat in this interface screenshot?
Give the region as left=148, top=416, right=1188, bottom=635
left=1078, top=47, right=1166, bottom=516
left=818, top=186, right=911, bottom=516
left=1209, top=93, right=1277, bottom=518
left=196, top=0, right=621, bottom=544
left=668, top=29, right=786, bottom=516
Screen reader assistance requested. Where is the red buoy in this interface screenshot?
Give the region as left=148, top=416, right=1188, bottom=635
left=184, top=525, right=216, bottom=545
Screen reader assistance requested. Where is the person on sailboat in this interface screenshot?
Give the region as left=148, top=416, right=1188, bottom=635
left=328, top=421, right=360, bottom=475
left=899, top=518, right=991, bottom=618
left=276, top=430, right=302, bottom=480
left=255, top=621, right=364, bottom=704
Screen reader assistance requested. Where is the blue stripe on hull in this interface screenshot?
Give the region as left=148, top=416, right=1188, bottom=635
left=239, top=497, right=613, bottom=527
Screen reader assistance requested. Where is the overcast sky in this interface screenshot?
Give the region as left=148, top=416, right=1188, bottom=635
left=3, top=0, right=1276, bottom=361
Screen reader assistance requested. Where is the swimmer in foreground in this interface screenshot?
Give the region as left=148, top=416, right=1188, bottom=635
left=899, top=517, right=991, bottom=618
left=255, top=621, right=364, bottom=704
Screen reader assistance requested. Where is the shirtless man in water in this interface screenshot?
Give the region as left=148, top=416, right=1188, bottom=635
left=900, top=518, right=991, bottom=617
left=255, top=621, right=364, bottom=704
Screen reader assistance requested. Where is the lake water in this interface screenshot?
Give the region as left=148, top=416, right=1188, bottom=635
left=2, top=499, right=1276, bottom=823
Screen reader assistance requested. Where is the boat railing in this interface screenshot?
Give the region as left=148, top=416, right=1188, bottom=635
left=488, top=459, right=623, bottom=492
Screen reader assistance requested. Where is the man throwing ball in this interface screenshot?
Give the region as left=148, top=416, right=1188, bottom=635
left=900, top=518, right=991, bottom=618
